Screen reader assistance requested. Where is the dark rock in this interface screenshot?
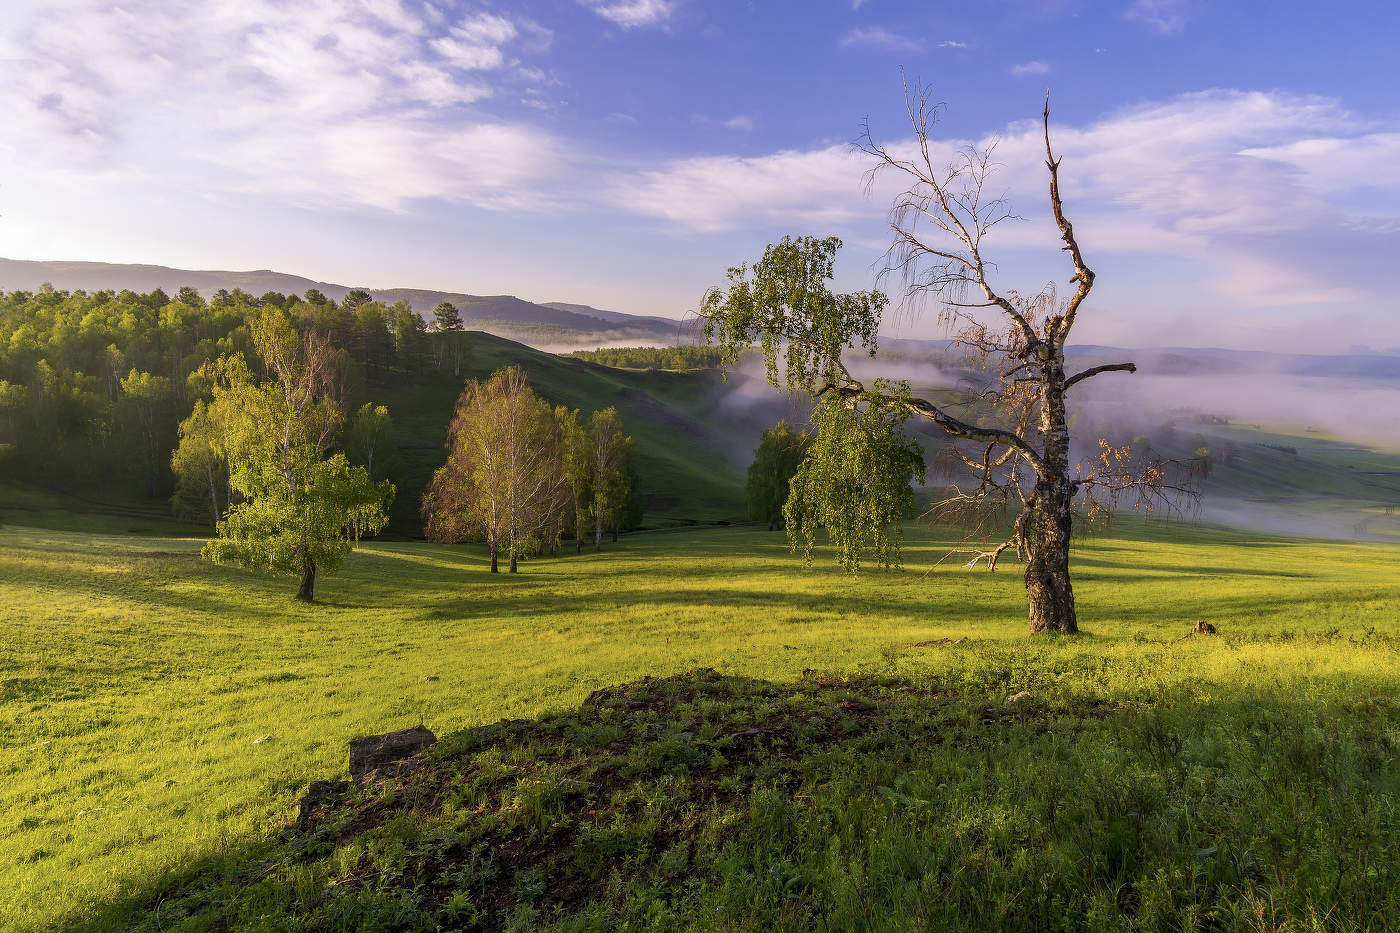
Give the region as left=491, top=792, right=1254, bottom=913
left=349, top=726, right=436, bottom=784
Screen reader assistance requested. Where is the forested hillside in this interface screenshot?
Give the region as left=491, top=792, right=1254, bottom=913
left=0, top=259, right=683, bottom=348
left=0, top=285, right=753, bottom=535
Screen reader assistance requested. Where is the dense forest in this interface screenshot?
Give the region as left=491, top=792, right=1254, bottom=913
left=0, top=284, right=460, bottom=510
left=563, top=345, right=724, bottom=371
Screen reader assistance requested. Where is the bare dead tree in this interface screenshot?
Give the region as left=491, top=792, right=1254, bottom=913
left=835, top=86, right=1191, bottom=633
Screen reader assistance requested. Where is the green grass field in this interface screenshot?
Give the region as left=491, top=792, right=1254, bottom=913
left=4, top=517, right=1400, bottom=930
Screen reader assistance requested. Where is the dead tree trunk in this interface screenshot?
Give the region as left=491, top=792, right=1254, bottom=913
left=1024, top=478, right=1076, bottom=633
left=1024, top=357, right=1077, bottom=633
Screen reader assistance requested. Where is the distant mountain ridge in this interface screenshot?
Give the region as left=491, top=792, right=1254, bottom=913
left=0, top=257, right=685, bottom=349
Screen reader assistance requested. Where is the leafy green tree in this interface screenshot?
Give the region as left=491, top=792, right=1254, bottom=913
left=0, top=380, right=29, bottom=470
left=555, top=406, right=594, bottom=553
left=342, top=289, right=373, bottom=312
left=432, top=301, right=463, bottom=331
left=746, top=420, right=811, bottom=530
left=345, top=403, right=396, bottom=482
left=784, top=394, right=924, bottom=570
left=615, top=454, right=643, bottom=540
left=170, top=398, right=228, bottom=526
left=351, top=301, right=393, bottom=383
left=118, top=368, right=178, bottom=494
left=587, top=407, right=632, bottom=550
left=387, top=300, right=426, bottom=373
left=199, top=311, right=393, bottom=601
left=703, top=236, right=919, bottom=568
left=432, top=301, right=467, bottom=376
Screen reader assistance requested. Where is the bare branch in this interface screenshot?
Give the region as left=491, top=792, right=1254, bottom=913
left=1064, top=362, right=1137, bottom=390
left=1042, top=93, right=1095, bottom=346
left=821, top=377, right=1047, bottom=474
left=959, top=536, right=1019, bottom=571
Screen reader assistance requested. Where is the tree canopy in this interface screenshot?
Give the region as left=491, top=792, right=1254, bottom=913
left=0, top=284, right=455, bottom=511
left=702, top=93, right=1186, bottom=633
left=745, top=420, right=811, bottom=530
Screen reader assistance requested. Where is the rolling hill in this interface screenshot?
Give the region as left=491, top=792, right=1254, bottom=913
left=0, top=327, right=797, bottom=537
left=0, top=258, right=683, bottom=349
left=369, top=329, right=793, bottom=534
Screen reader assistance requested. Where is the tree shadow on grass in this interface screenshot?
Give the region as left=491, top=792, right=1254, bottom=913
left=1070, top=555, right=1314, bottom=579
left=58, top=666, right=1400, bottom=932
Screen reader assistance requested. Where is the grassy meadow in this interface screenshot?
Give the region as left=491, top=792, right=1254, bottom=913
left=4, top=517, right=1400, bottom=929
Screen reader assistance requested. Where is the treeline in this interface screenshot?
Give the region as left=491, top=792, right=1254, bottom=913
left=0, top=284, right=467, bottom=501
left=423, top=366, right=638, bottom=572
left=565, top=345, right=724, bottom=371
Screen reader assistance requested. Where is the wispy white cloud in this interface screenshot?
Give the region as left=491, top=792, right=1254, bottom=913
left=0, top=0, right=561, bottom=212
left=578, top=0, right=676, bottom=30
left=1124, top=0, right=1192, bottom=34
left=841, top=25, right=922, bottom=52
left=611, top=90, right=1400, bottom=323
left=1010, top=60, right=1050, bottom=77
left=429, top=12, right=518, bottom=70
left=690, top=112, right=756, bottom=132
left=610, top=144, right=868, bottom=233
left=938, top=40, right=968, bottom=48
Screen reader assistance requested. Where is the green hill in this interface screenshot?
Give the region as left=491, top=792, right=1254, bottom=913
left=0, top=329, right=760, bottom=537
left=370, top=330, right=756, bottom=533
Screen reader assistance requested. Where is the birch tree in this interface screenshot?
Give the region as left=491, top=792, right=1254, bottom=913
left=556, top=406, right=594, bottom=553
left=587, top=407, right=631, bottom=550
left=199, top=311, right=393, bottom=601
left=170, top=398, right=227, bottom=526
left=423, top=366, right=567, bottom=572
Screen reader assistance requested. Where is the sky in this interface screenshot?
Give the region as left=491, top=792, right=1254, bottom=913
left=1, top=0, right=1398, bottom=352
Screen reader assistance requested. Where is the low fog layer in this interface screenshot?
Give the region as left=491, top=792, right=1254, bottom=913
left=706, top=340, right=1400, bottom=541
left=1072, top=348, right=1400, bottom=441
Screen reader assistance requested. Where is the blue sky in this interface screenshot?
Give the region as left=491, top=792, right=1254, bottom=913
left=2, top=0, right=1398, bottom=351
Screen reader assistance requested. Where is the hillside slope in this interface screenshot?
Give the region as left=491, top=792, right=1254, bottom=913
left=372, top=330, right=766, bottom=534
